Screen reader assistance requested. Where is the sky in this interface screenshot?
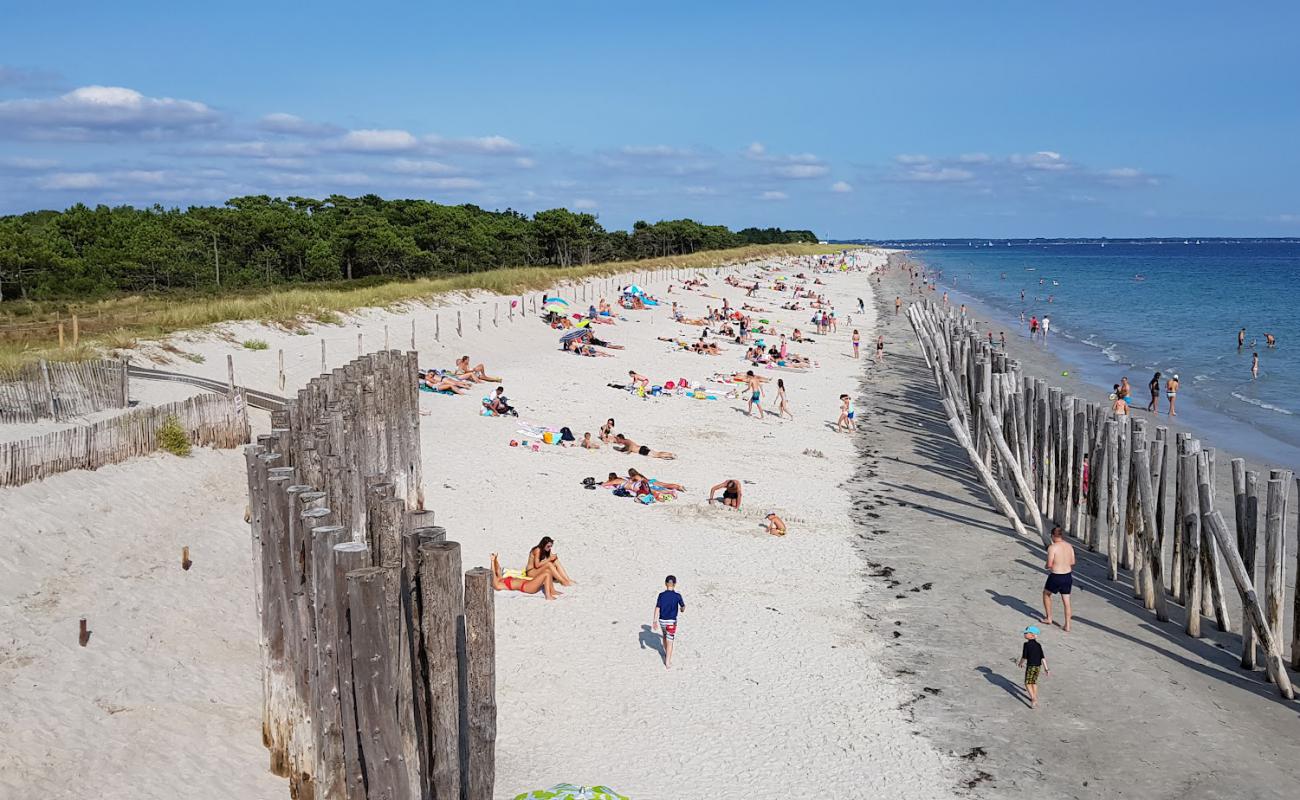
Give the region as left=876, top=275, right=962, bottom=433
left=1, top=1, right=1298, bottom=238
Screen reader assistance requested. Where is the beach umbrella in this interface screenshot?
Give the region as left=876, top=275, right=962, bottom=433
left=513, top=785, right=629, bottom=800
left=543, top=300, right=570, bottom=314
left=560, top=328, right=591, bottom=344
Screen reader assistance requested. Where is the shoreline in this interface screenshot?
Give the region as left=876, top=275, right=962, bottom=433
left=907, top=251, right=1300, bottom=470
left=857, top=259, right=1300, bottom=798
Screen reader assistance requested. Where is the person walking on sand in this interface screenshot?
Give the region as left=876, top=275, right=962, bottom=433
left=852, top=329, right=860, bottom=359
left=859, top=297, right=866, bottom=313
left=895, top=296, right=902, bottom=315
left=1252, top=352, right=1259, bottom=380
left=1166, top=374, right=1179, bottom=416
left=837, top=393, right=856, bottom=432
left=1146, top=372, right=1162, bottom=413
left=745, top=370, right=765, bottom=419
left=1042, top=526, right=1076, bottom=632
left=1017, top=626, right=1049, bottom=709
left=776, top=378, right=794, bottom=420
left=652, top=575, right=686, bottom=669
left=1000, top=331, right=1007, bottom=349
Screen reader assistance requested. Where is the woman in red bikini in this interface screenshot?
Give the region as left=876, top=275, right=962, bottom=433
left=490, top=553, right=559, bottom=599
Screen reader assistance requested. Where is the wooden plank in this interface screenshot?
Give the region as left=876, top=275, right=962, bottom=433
left=1179, top=446, right=1203, bottom=637
left=1263, top=475, right=1290, bottom=659
left=1242, top=470, right=1260, bottom=669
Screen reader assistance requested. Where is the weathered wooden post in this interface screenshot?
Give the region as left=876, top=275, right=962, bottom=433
left=457, top=311, right=463, bottom=338
left=1263, top=474, right=1289, bottom=662
left=412, top=319, right=417, bottom=350
left=1179, top=444, right=1203, bottom=636
left=436, top=314, right=441, bottom=341
left=333, top=541, right=370, bottom=800
left=346, top=566, right=415, bottom=799
left=1105, top=419, right=1120, bottom=580
left=320, top=339, right=327, bottom=374
left=1242, top=470, right=1260, bottom=669
left=278, top=349, right=286, bottom=392
left=1196, top=451, right=1231, bottom=631
left=227, top=354, right=236, bottom=396
left=72, top=314, right=80, bottom=347
left=357, top=333, right=363, bottom=357
left=477, top=308, right=482, bottom=331
left=419, top=541, right=463, bottom=800
left=1133, top=440, right=1169, bottom=621
left=462, top=566, right=497, bottom=800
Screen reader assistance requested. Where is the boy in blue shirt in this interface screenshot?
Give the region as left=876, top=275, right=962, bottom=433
left=653, top=575, right=686, bottom=669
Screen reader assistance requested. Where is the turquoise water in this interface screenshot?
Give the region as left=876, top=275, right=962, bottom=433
left=898, top=240, right=1300, bottom=468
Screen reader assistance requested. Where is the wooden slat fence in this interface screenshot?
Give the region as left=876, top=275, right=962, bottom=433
left=0, top=391, right=248, bottom=487
left=0, top=358, right=129, bottom=423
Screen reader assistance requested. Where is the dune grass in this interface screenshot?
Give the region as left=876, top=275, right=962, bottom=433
left=0, top=242, right=852, bottom=374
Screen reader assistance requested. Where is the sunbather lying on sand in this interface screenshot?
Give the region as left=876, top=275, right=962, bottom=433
left=629, top=467, right=684, bottom=492
left=490, top=552, right=559, bottom=599
left=613, top=434, right=676, bottom=460
left=421, top=369, right=471, bottom=394
left=456, top=356, right=500, bottom=382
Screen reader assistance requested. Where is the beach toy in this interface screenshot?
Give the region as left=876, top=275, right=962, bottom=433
left=542, top=431, right=557, bottom=445
left=664, top=381, right=675, bottom=390
left=481, top=408, right=493, bottom=416
left=521, top=440, right=529, bottom=446
left=706, top=394, right=717, bottom=400
left=509, top=440, right=519, bottom=447
left=531, top=444, right=540, bottom=452
left=1061, top=371, right=1069, bottom=376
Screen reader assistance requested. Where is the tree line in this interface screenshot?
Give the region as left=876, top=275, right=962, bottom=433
left=0, top=194, right=818, bottom=301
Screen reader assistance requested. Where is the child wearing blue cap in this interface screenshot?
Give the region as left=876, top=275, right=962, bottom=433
left=1017, top=626, right=1049, bottom=708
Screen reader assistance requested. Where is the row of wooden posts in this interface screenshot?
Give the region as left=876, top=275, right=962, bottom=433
left=246, top=349, right=498, bottom=800
left=0, top=357, right=129, bottom=423
left=907, top=298, right=1297, bottom=699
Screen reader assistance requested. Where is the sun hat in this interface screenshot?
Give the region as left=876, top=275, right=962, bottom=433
left=1023, top=625, right=1041, bottom=635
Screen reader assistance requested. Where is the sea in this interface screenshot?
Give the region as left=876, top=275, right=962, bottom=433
left=875, top=239, right=1300, bottom=469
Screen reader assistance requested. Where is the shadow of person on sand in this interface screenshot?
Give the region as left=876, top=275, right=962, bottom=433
left=986, top=590, right=1043, bottom=621
left=976, top=665, right=1031, bottom=707
left=639, top=624, right=665, bottom=661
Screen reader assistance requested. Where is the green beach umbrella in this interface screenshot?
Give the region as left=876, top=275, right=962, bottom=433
left=543, top=300, right=570, bottom=314
left=514, top=785, right=629, bottom=800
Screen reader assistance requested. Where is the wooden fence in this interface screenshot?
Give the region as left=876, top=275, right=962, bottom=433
left=907, top=297, right=1297, bottom=699
left=0, top=358, right=129, bottom=423
left=246, top=349, right=496, bottom=800
left=0, top=391, right=249, bottom=487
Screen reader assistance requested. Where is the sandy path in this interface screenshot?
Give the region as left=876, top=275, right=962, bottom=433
left=1, top=252, right=964, bottom=799
left=854, top=265, right=1300, bottom=798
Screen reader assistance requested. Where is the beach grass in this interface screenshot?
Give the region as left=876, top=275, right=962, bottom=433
left=0, top=243, right=847, bottom=374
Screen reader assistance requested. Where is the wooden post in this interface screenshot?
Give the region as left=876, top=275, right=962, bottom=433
left=346, top=566, right=415, bottom=799
left=462, top=567, right=497, bottom=800
left=436, top=314, right=441, bottom=341
left=1133, top=441, right=1170, bottom=621
left=457, top=311, right=462, bottom=337
left=1196, top=451, right=1231, bottom=631
left=1179, top=447, right=1203, bottom=637
left=1201, top=504, right=1294, bottom=698
left=411, top=319, right=417, bottom=350
left=357, top=333, right=363, bottom=357
left=333, top=541, right=370, bottom=800
left=226, top=354, right=235, bottom=396
left=477, top=308, right=482, bottom=331
left=1105, top=419, right=1120, bottom=580
left=1263, top=475, right=1288, bottom=659
left=320, top=339, right=327, bottom=374
left=1171, top=432, right=1189, bottom=601
left=1153, top=426, right=1169, bottom=587
left=182, top=546, right=192, bottom=570
left=493, top=303, right=498, bottom=327
left=79, top=617, right=90, bottom=646
left=979, top=393, right=1048, bottom=547
left=58, top=321, right=65, bottom=349
left=419, top=541, right=463, bottom=800
left=72, top=314, right=80, bottom=347
left=306, top=525, right=349, bottom=800
left=278, top=349, right=286, bottom=392
left=1241, top=469, right=1260, bottom=669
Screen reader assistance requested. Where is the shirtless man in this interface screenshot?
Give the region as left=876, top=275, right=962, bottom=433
left=612, top=433, right=676, bottom=460
left=1042, top=527, right=1076, bottom=632
left=744, top=370, right=765, bottom=419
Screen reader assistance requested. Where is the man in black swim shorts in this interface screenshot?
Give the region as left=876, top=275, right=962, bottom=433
left=1042, top=526, right=1076, bottom=632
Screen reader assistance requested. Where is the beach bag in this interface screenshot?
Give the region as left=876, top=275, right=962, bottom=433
left=560, top=427, right=576, bottom=442
left=542, top=431, right=557, bottom=445
left=612, top=487, right=632, bottom=497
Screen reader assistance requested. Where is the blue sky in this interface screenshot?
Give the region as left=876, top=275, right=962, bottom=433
left=1, top=2, right=1297, bottom=238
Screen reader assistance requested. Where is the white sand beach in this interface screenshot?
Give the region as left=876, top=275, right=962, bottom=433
left=1, top=251, right=964, bottom=799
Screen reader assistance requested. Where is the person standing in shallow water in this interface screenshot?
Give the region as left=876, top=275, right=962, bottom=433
left=1252, top=352, right=1259, bottom=380
left=1166, top=374, right=1180, bottom=416
left=1239, top=327, right=1246, bottom=350
left=1147, top=372, right=1162, bottom=413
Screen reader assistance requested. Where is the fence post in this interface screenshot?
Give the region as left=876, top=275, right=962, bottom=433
left=463, top=567, right=497, bottom=800
left=436, top=314, right=441, bottom=341
left=457, top=311, right=462, bottom=338
left=226, top=354, right=235, bottom=397
left=384, top=325, right=389, bottom=350
left=494, top=303, right=498, bottom=327
left=477, top=309, right=482, bottom=331
left=278, top=349, right=286, bottom=392
left=72, top=314, right=80, bottom=347
left=321, top=339, right=327, bottom=373
left=411, top=319, right=417, bottom=350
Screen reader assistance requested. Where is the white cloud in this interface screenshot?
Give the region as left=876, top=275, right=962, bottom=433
left=0, top=85, right=218, bottom=140
left=1011, top=150, right=1070, bottom=171
left=39, top=172, right=104, bottom=190
left=745, top=142, right=767, bottom=159
left=621, top=144, right=691, bottom=158
left=894, top=154, right=931, bottom=165
left=773, top=163, right=829, bottom=179
left=389, top=158, right=458, bottom=175
left=830, top=180, right=853, bottom=193
left=514, top=157, right=537, bottom=169
left=258, top=112, right=339, bottom=137
left=427, top=134, right=521, bottom=154
left=406, top=177, right=483, bottom=190
left=337, top=129, right=420, bottom=152
left=37, top=169, right=169, bottom=190
left=757, top=190, right=788, bottom=201
left=900, top=166, right=975, bottom=183
left=0, top=156, right=58, bottom=170
left=573, top=198, right=598, bottom=209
